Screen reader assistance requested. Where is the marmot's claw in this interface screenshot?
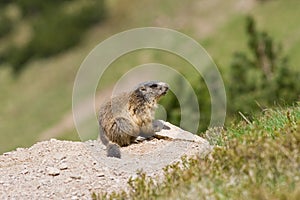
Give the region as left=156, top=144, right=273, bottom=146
left=134, top=136, right=147, bottom=143
left=152, top=120, right=165, bottom=132
left=162, top=124, right=170, bottom=130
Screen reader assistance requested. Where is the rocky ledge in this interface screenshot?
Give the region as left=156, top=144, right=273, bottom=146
left=0, top=122, right=211, bottom=200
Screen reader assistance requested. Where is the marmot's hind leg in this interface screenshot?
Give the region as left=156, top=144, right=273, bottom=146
left=105, top=117, right=139, bottom=159
left=152, top=120, right=170, bottom=132
left=111, top=117, right=139, bottom=146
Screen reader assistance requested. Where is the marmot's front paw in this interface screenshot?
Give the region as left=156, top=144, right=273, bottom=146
left=153, top=120, right=170, bottom=132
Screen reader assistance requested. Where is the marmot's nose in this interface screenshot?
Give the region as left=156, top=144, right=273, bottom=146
left=159, top=82, right=169, bottom=90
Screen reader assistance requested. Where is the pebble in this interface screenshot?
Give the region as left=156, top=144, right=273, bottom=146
left=54, top=153, right=66, bottom=161
left=97, top=173, right=105, bottom=177
left=70, top=175, right=81, bottom=180
left=59, top=163, right=68, bottom=170
left=64, top=178, right=73, bottom=183
left=39, top=179, right=48, bottom=185
left=20, top=169, right=29, bottom=175
left=47, top=167, right=60, bottom=176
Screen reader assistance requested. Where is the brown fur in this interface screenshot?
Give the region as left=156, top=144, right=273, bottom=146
left=98, top=81, right=169, bottom=158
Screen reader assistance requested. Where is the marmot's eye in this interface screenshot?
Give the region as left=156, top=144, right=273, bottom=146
left=140, top=87, right=147, bottom=91
left=150, top=84, right=158, bottom=88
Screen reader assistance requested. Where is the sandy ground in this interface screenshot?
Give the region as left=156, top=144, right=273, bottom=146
left=0, top=122, right=212, bottom=200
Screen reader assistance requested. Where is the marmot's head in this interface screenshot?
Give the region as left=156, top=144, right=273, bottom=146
left=134, top=81, right=169, bottom=104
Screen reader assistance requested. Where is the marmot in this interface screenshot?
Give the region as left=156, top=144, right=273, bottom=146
left=98, top=81, right=169, bottom=158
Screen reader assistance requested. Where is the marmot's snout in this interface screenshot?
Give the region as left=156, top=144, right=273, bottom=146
left=134, top=81, right=169, bottom=102
left=148, top=81, right=169, bottom=98
left=158, top=82, right=169, bottom=96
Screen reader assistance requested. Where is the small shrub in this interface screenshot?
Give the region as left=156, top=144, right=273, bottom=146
left=0, top=14, right=13, bottom=38
left=0, top=0, right=11, bottom=7
left=227, top=16, right=300, bottom=116
left=16, top=0, right=71, bottom=16
left=5, top=0, right=106, bottom=73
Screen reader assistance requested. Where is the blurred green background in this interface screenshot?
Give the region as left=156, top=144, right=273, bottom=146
left=0, top=0, right=299, bottom=154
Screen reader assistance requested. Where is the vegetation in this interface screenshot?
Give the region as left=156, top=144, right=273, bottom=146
left=0, top=14, right=13, bottom=38
left=227, top=16, right=300, bottom=116
left=160, top=74, right=212, bottom=133
left=93, top=105, right=300, bottom=200
left=0, top=1, right=299, bottom=198
left=0, top=0, right=106, bottom=73
left=161, top=16, right=300, bottom=133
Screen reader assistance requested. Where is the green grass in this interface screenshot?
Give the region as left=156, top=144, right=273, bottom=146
left=93, top=105, right=300, bottom=200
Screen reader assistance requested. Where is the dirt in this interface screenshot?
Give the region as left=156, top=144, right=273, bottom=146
left=0, top=122, right=212, bottom=200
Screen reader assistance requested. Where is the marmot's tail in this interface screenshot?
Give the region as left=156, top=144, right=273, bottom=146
left=99, top=126, right=121, bottom=158
left=107, top=143, right=121, bottom=158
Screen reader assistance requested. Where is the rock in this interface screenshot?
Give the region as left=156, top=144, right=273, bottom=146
left=156, top=121, right=209, bottom=144
left=47, top=167, right=60, bottom=176
left=54, top=153, right=66, bottom=161
left=59, top=163, right=68, bottom=170
left=20, top=169, right=29, bottom=175
left=64, top=178, right=73, bottom=183
left=70, top=175, right=81, bottom=180
left=97, top=173, right=105, bottom=177
left=0, top=122, right=211, bottom=199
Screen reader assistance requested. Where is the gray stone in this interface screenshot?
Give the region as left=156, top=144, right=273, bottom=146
left=47, top=167, right=60, bottom=176
left=59, top=163, right=68, bottom=170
